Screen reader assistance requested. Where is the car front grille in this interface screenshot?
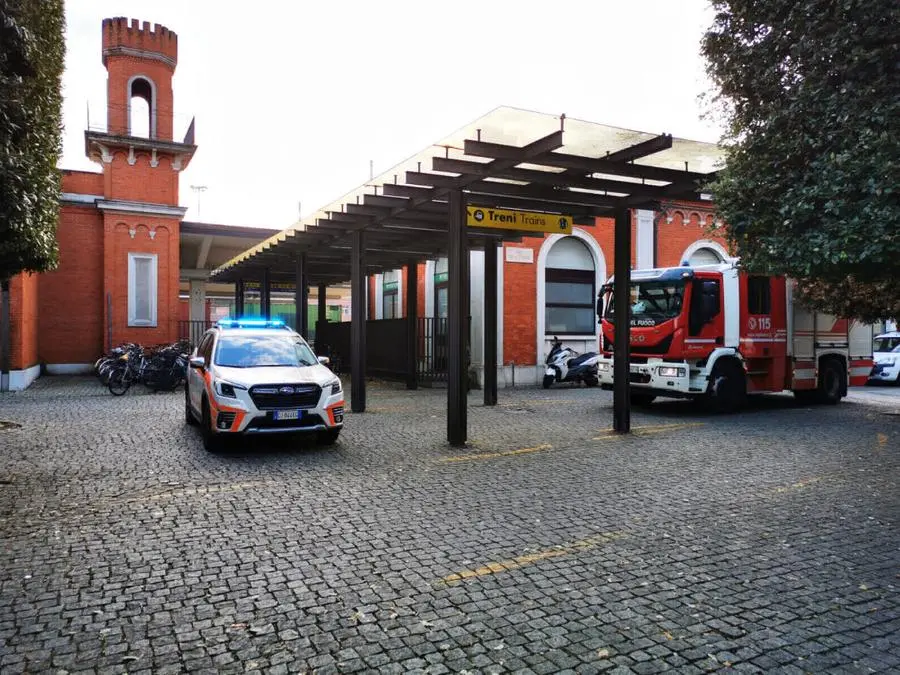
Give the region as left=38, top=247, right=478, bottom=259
left=249, top=384, right=322, bottom=410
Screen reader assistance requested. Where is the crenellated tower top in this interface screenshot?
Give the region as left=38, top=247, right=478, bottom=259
left=102, top=18, right=178, bottom=69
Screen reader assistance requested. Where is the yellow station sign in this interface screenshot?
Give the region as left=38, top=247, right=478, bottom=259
left=466, top=207, right=573, bottom=234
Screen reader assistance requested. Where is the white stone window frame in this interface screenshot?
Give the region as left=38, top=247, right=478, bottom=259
left=535, top=230, right=607, bottom=362
left=128, top=252, right=158, bottom=327
left=127, top=74, right=158, bottom=139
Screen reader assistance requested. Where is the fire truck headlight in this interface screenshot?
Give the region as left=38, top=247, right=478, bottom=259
left=657, top=366, right=686, bottom=378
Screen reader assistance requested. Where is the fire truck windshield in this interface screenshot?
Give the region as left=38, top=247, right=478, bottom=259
left=605, top=281, right=686, bottom=326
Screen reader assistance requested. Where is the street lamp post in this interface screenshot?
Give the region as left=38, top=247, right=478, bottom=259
left=190, top=184, right=208, bottom=220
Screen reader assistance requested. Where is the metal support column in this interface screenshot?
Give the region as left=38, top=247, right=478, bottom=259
left=316, top=282, right=327, bottom=342
left=295, top=253, right=308, bottom=338
left=351, top=230, right=366, bottom=413
left=405, top=261, right=418, bottom=390
left=447, top=190, right=469, bottom=445
left=613, top=207, right=632, bottom=433
left=235, top=278, right=245, bottom=316
left=483, top=239, right=498, bottom=406
left=261, top=268, right=271, bottom=320
left=0, top=280, right=9, bottom=392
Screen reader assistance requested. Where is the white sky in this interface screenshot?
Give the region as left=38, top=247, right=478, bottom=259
left=61, top=0, right=722, bottom=229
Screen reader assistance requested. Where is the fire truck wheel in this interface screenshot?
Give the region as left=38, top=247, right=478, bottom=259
left=708, top=359, right=746, bottom=413
left=816, top=358, right=845, bottom=404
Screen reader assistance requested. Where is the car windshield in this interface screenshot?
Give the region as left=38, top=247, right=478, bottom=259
left=605, top=281, right=686, bottom=322
left=873, top=336, right=900, bottom=353
left=214, top=335, right=318, bottom=368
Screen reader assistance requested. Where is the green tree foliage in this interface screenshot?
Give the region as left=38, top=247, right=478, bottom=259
left=0, top=0, right=65, bottom=280
left=702, top=0, right=900, bottom=322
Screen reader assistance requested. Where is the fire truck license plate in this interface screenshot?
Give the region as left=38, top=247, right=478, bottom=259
left=274, top=410, right=302, bottom=421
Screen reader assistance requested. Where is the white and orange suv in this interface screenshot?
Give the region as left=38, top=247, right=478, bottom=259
left=185, top=319, right=344, bottom=451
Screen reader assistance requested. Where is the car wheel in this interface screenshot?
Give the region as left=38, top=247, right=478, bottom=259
left=707, top=359, right=746, bottom=413
left=317, top=428, right=341, bottom=446
left=200, top=398, right=224, bottom=452
left=542, top=374, right=555, bottom=389
left=185, top=385, right=197, bottom=426
left=815, top=358, right=845, bottom=404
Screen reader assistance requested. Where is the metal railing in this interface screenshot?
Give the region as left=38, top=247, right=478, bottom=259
left=417, top=317, right=449, bottom=384
left=177, top=320, right=214, bottom=348
left=314, top=317, right=468, bottom=386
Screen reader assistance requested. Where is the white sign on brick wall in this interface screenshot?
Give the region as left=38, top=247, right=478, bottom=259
left=505, top=247, right=534, bottom=264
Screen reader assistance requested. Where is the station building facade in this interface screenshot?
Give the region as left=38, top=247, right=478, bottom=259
left=4, top=15, right=731, bottom=390
left=367, top=204, right=730, bottom=386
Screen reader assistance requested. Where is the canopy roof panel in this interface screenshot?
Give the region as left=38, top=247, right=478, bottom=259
left=210, top=106, right=723, bottom=284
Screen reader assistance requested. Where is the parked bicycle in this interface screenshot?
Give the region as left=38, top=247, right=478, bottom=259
left=98, top=340, right=191, bottom=396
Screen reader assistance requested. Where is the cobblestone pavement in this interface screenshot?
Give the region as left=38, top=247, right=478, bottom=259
left=847, top=384, right=900, bottom=413
left=1, top=376, right=898, bottom=674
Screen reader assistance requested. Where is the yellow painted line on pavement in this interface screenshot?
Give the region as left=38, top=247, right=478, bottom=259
left=771, top=476, right=822, bottom=494
left=443, top=423, right=705, bottom=462
left=439, top=531, right=625, bottom=584
left=592, top=422, right=705, bottom=441
left=440, top=443, right=553, bottom=463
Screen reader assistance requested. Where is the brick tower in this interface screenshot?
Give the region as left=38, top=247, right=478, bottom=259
left=82, top=18, right=196, bottom=348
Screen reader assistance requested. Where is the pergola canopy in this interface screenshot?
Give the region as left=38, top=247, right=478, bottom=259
left=210, top=106, right=723, bottom=285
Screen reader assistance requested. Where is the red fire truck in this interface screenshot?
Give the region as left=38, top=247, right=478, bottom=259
left=596, top=263, right=874, bottom=411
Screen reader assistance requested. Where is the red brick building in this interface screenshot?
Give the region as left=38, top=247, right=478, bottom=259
left=365, top=203, right=728, bottom=386
left=1, top=18, right=283, bottom=390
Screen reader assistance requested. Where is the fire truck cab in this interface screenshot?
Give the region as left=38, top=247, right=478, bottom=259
left=596, top=262, right=874, bottom=411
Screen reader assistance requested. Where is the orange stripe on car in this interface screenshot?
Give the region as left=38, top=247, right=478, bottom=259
left=325, top=400, right=345, bottom=425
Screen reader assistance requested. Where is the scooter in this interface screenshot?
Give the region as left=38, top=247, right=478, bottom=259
left=543, top=336, right=601, bottom=388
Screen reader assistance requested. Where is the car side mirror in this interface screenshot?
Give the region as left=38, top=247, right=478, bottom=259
left=317, top=355, right=330, bottom=366
left=189, top=356, right=205, bottom=370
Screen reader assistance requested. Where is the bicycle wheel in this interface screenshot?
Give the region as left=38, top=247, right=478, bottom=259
left=108, top=367, right=132, bottom=396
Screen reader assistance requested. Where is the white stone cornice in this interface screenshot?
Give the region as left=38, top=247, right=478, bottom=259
left=102, top=46, right=176, bottom=69
left=96, top=199, right=187, bottom=218
left=60, top=192, right=103, bottom=205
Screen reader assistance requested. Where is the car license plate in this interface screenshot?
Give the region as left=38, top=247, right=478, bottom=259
left=274, top=410, right=302, bottom=421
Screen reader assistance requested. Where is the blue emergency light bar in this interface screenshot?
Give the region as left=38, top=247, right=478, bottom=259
left=216, top=317, right=287, bottom=329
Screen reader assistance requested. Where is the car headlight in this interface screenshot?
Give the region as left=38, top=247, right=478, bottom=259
left=597, top=362, right=611, bottom=372
left=215, top=380, right=246, bottom=398
left=328, top=378, right=342, bottom=395
left=658, top=366, right=686, bottom=378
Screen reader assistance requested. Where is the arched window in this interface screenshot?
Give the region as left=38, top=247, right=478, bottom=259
left=687, top=247, right=724, bottom=266
left=545, top=237, right=595, bottom=335
left=434, top=257, right=448, bottom=319
left=382, top=269, right=400, bottom=319
left=128, top=76, right=155, bottom=138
